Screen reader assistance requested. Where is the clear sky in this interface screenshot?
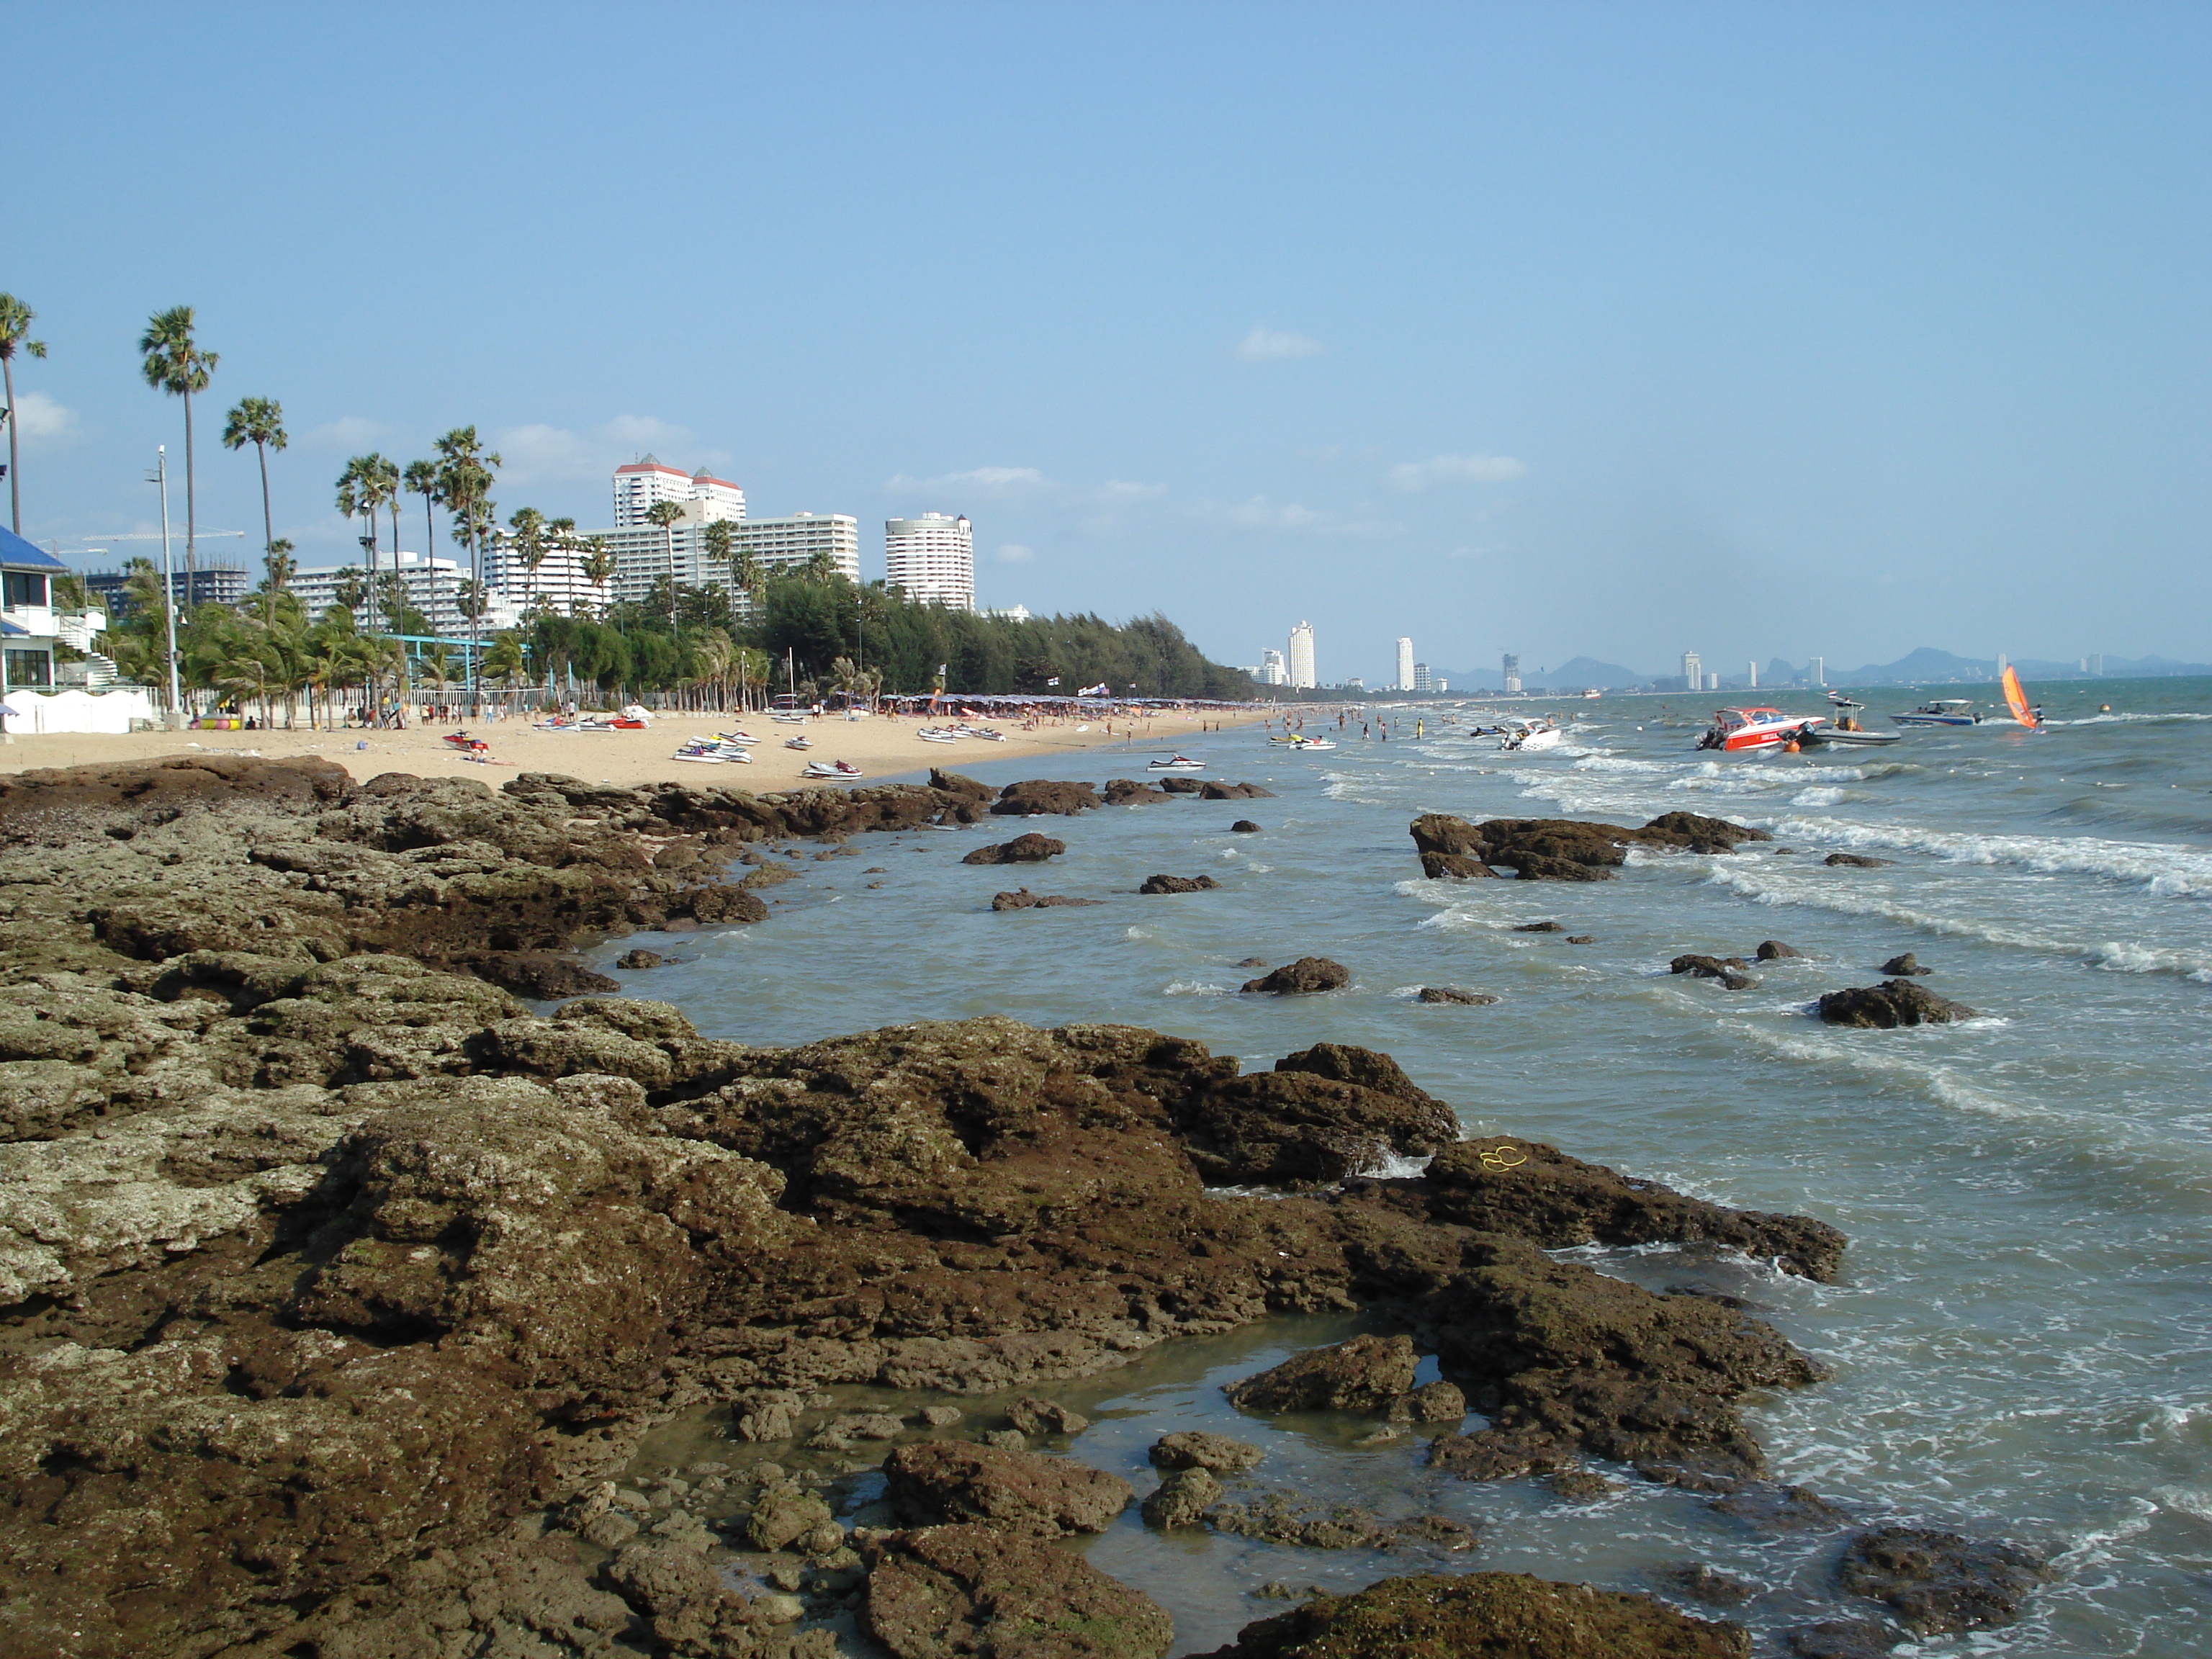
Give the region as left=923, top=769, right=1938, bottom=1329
left=8, top=2, right=2207, bottom=685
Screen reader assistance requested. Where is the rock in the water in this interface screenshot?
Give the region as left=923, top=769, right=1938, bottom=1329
left=1149, top=1431, right=1263, bottom=1473
left=1390, top=1380, right=1467, bottom=1423
left=1824, top=852, right=1892, bottom=868
left=1547, top=1468, right=1620, bottom=1502
left=1240, top=957, right=1349, bottom=994
left=1755, top=940, right=1802, bottom=960
left=1707, top=1483, right=1851, bottom=1533
left=962, top=832, right=1066, bottom=865
left=929, top=768, right=994, bottom=800
left=746, top=1490, right=835, bottom=1550
left=1878, top=953, right=1931, bottom=976
left=1837, top=1526, right=2054, bottom=1636
left=1201, top=782, right=1275, bottom=800
left=1231, top=819, right=1262, bottom=832
left=1414, top=1136, right=1848, bottom=1280
left=1670, top=954, right=1759, bottom=990
left=1410, top=811, right=1769, bottom=883
left=1139, top=873, right=1221, bottom=894
left=863, top=1523, right=1173, bottom=1659
left=1418, top=986, right=1498, bottom=1005
left=471, top=950, right=623, bottom=999
left=601, top=1542, right=763, bottom=1656
left=1658, top=1563, right=1757, bottom=1605
left=1004, top=1395, right=1089, bottom=1437
left=1185, top=1571, right=1750, bottom=1658
left=991, top=888, right=1101, bottom=909
left=992, top=779, right=1103, bottom=816
left=1225, top=1334, right=1419, bottom=1413
left=1105, top=778, right=1173, bottom=805
left=1419, top=850, right=1498, bottom=878
left=1141, top=1465, right=1223, bottom=1528
left=917, top=1405, right=965, bottom=1427
left=1565, top=934, right=1596, bottom=943
left=1515, top=921, right=1565, bottom=933
left=1173, top=1044, right=1460, bottom=1187
left=1784, top=1619, right=1901, bottom=1658
left=1817, top=980, right=1974, bottom=1027
left=613, top=948, right=663, bottom=970
left=881, top=1441, right=1132, bottom=1536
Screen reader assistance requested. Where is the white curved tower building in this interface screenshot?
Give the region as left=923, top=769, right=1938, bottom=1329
left=1395, top=637, right=1415, bottom=691
left=885, top=513, right=975, bottom=611
left=1287, top=621, right=1316, bottom=690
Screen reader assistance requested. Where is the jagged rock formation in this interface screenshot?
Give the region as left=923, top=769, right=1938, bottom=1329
left=1410, top=811, right=1770, bottom=881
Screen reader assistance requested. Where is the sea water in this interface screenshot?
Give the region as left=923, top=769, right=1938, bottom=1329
left=607, top=678, right=2212, bottom=1655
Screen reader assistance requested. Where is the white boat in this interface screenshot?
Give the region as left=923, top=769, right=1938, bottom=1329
left=671, top=750, right=726, bottom=764
left=1799, top=724, right=1902, bottom=747
left=1291, top=736, right=1337, bottom=750
left=1892, top=700, right=1983, bottom=728
left=1498, top=717, right=1564, bottom=752
left=1148, top=755, right=1206, bottom=771
left=770, top=713, right=807, bottom=724
left=802, top=760, right=863, bottom=780
left=1825, top=691, right=1864, bottom=710
left=957, top=724, right=1005, bottom=742
left=1696, top=707, right=1827, bottom=752
left=716, top=730, right=760, bottom=746
left=917, top=727, right=960, bottom=744
left=784, top=735, right=812, bottom=751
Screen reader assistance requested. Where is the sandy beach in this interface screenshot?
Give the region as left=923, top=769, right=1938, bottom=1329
left=0, top=706, right=1273, bottom=790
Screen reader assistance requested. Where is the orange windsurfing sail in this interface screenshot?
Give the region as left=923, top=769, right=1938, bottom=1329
left=2001, top=665, right=2037, bottom=728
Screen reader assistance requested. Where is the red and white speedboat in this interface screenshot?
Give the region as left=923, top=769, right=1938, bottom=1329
left=1696, top=707, right=1827, bottom=752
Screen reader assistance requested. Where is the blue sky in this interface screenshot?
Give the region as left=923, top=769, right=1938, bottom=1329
left=7, top=2, right=2206, bottom=685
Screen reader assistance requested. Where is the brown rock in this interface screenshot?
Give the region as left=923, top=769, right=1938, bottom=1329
left=1105, top=778, right=1173, bottom=805
left=1879, top=953, right=1931, bottom=976
left=613, top=948, right=663, bottom=970
left=991, top=779, right=1103, bottom=816
left=1755, top=940, right=1802, bottom=960
left=469, top=951, right=621, bottom=999
left=928, top=768, right=993, bottom=799
left=1231, top=819, right=1263, bottom=832
left=1825, top=852, right=1892, bottom=868
left=1417, top=986, right=1498, bottom=1005
left=990, top=888, right=1102, bottom=910
left=1240, top=957, right=1349, bottom=994
left=1515, top=921, right=1565, bottom=933
left=1225, top=1334, right=1419, bottom=1413
left=962, top=832, right=1066, bottom=865
left=863, top=1524, right=1172, bottom=1659
left=881, top=1442, right=1132, bottom=1536
left=1837, top=1527, right=2055, bottom=1636
left=1816, top=981, right=1975, bottom=1028
left=1139, top=873, right=1221, bottom=894
left=1200, top=781, right=1276, bottom=800
left=1670, top=954, right=1759, bottom=991
left=1141, top=1465, right=1223, bottom=1528
left=1149, top=1431, right=1263, bottom=1473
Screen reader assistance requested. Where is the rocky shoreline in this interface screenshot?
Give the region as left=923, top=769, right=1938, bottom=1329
left=0, top=758, right=2047, bottom=1658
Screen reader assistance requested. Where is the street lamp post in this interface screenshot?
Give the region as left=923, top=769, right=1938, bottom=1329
left=153, top=446, right=183, bottom=729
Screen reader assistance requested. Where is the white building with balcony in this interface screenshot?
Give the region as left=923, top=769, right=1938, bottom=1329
left=612, top=458, right=745, bottom=528
left=1287, top=622, right=1316, bottom=690
left=885, top=514, right=974, bottom=611
left=290, top=551, right=520, bottom=638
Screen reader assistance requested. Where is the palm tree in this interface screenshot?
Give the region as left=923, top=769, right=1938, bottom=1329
left=506, top=506, right=547, bottom=609
left=0, top=294, right=49, bottom=534
left=433, top=428, right=500, bottom=710
left=220, top=396, right=287, bottom=562
left=403, top=458, right=441, bottom=573
left=257, top=538, right=297, bottom=626
left=805, top=547, right=837, bottom=585
left=644, top=499, right=685, bottom=626
left=580, top=535, right=615, bottom=617
left=138, top=307, right=218, bottom=606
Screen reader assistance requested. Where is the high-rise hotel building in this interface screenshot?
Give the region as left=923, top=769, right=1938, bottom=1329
left=1287, top=621, right=1316, bottom=690
left=885, top=513, right=974, bottom=611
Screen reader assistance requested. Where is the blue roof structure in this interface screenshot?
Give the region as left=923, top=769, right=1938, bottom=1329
left=0, top=619, right=30, bottom=638
left=0, top=526, right=68, bottom=572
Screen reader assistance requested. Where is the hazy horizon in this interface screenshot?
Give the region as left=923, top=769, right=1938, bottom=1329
left=8, top=2, right=2206, bottom=688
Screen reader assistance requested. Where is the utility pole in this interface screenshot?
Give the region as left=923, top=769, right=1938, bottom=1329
left=153, top=447, right=183, bottom=729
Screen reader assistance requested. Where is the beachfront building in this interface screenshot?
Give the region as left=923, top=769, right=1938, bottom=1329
left=613, top=458, right=745, bottom=528
left=1287, top=621, right=1316, bottom=690
left=290, top=551, right=521, bottom=638
left=1395, top=637, right=1415, bottom=691
left=85, top=562, right=249, bottom=617
left=0, top=526, right=66, bottom=688
left=1413, top=662, right=1434, bottom=693
left=885, top=514, right=974, bottom=611
left=1502, top=652, right=1522, bottom=695
left=1681, top=649, right=1704, bottom=692
left=1809, top=655, right=1825, bottom=688
left=1249, top=647, right=1287, bottom=686
left=733, top=514, right=861, bottom=586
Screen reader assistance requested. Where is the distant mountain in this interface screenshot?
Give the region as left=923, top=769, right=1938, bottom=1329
left=1547, top=656, right=1647, bottom=689
left=1832, top=647, right=2212, bottom=685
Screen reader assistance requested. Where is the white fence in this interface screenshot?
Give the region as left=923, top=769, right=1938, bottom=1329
left=0, top=686, right=158, bottom=734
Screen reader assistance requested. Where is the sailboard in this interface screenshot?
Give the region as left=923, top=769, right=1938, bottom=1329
left=2000, top=665, right=2038, bottom=729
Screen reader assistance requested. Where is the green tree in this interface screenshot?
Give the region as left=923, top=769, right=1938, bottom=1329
left=0, top=293, right=49, bottom=534
left=644, top=500, right=685, bottom=626
left=403, top=458, right=441, bottom=567
left=138, top=307, right=217, bottom=604
left=433, top=428, right=500, bottom=706
left=580, top=536, right=615, bottom=613
left=220, top=396, right=287, bottom=562
left=505, top=506, right=547, bottom=608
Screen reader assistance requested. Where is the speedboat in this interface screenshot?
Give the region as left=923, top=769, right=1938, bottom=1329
left=1498, top=717, right=1563, bottom=752
left=1148, top=755, right=1206, bottom=771
left=801, top=759, right=863, bottom=780
left=1290, top=736, right=1337, bottom=750
left=1696, top=708, right=1827, bottom=752
left=1892, top=700, right=1983, bottom=727
left=1799, top=724, right=1902, bottom=747
left=1825, top=692, right=1864, bottom=710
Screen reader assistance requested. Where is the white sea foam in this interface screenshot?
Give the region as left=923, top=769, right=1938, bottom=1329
left=1791, top=786, right=1848, bottom=807
left=1758, top=814, right=2212, bottom=900
left=1354, top=1148, right=1436, bottom=1179
left=1161, top=979, right=1232, bottom=997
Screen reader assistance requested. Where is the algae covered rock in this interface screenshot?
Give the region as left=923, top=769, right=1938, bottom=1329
left=1189, top=1570, right=1748, bottom=1658
left=1240, top=957, right=1350, bottom=994
left=883, top=1442, right=1132, bottom=1536
left=1817, top=981, right=1974, bottom=1028
left=1837, top=1526, right=2054, bottom=1635
left=1226, top=1334, right=1420, bottom=1413
left=1150, top=1431, right=1263, bottom=1473
left=863, top=1523, right=1173, bottom=1659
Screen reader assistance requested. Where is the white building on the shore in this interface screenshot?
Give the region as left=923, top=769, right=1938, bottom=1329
left=290, top=551, right=521, bottom=637
left=612, top=458, right=745, bottom=528
left=1502, top=652, right=1522, bottom=695
left=1287, top=621, right=1316, bottom=690
left=886, top=513, right=974, bottom=611
left=1681, top=649, right=1704, bottom=692
left=732, top=513, right=861, bottom=586
left=1395, top=637, right=1415, bottom=691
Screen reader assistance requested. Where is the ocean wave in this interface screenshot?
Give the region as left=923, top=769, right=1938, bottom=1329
left=1791, top=787, right=1848, bottom=807
left=1758, top=814, right=2212, bottom=900
left=2051, top=710, right=2212, bottom=725
left=1161, top=979, right=1233, bottom=997
left=1572, top=755, right=1673, bottom=775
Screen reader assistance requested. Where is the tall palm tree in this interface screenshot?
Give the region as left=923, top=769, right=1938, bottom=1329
left=644, top=500, right=685, bottom=626
left=403, top=458, right=441, bottom=572
left=258, top=538, right=297, bottom=625
left=0, top=294, right=49, bottom=534
left=433, top=428, right=499, bottom=709
left=580, top=535, right=615, bottom=617
left=506, top=506, right=547, bottom=608
left=220, top=396, right=287, bottom=562
left=138, top=307, right=217, bottom=606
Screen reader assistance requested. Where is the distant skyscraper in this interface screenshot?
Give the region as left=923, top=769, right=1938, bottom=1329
left=1681, top=649, right=1703, bottom=692
left=1748, top=660, right=1759, bottom=690
left=1288, top=622, right=1316, bottom=690
left=613, top=457, right=745, bottom=527
left=2090, top=652, right=2105, bottom=675
left=1809, top=655, right=1825, bottom=687
left=1395, top=637, right=1415, bottom=691
left=885, top=513, right=975, bottom=611
left=1254, top=647, right=1287, bottom=686
left=1502, top=652, right=1521, bottom=695
left=1413, top=662, right=1434, bottom=693
left=1995, top=653, right=2007, bottom=678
